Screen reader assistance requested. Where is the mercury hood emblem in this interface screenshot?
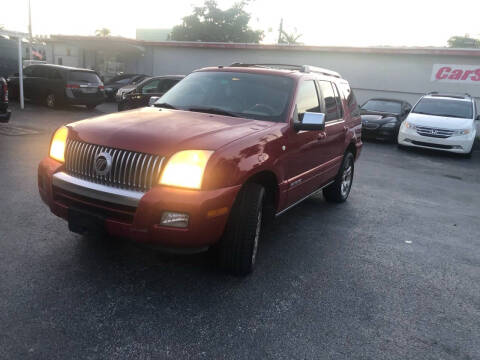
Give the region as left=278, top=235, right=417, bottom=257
left=94, top=152, right=112, bottom=176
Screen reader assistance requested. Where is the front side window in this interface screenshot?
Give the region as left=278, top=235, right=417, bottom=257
left=158, top=71, right=294, bottom=122
left=296, top=80, right=320, bottom=121
left=318, top=81, right=340, bottom=121
left=413, top=98, right=473, bottom=119
left=142, top=79, right=161, bottom=94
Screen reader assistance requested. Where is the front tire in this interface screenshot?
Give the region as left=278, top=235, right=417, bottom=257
left=323, top=152, right=354, bottom=203
left=218, top=183, right=265, bottom=276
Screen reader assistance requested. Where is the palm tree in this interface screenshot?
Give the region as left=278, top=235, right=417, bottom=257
left=95, top=28, right=111, bottom=37
left=280, top=30, right=303, bottom=44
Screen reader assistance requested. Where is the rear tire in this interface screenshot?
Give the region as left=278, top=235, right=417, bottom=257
left=323, top=152, right=354, bottom=203
left=46, top=93, right=56, bottom=108
left=217, top=183, right=265, bottom=276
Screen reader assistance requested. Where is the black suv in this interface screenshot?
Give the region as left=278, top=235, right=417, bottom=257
left=8, top=64, right=106, bottom=109
left=117, top=75, right=184, bottom=111
left=0, top=77, right=11, bottom=122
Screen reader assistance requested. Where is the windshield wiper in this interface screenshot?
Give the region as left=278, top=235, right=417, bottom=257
left=188, top=107, right=238, bottom=117
left=154, top=102, right=177, bottom=109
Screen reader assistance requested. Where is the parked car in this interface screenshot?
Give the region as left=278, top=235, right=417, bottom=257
left=38, top=63, right=362, bottom=275
left=104, top=73, right=148, bottom=101
left=8, top=64, right=105, bottom=109
left=0, top=77, right=11, bottom=122
left=117, top=75, right=184, bottom=111
left=360, top=98, right=411, bottom=141
left=398, top=92, right=478, bottom=157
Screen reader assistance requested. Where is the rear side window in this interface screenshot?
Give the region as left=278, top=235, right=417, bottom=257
left=318, top=81, right=340, bottom=121
left=338, top=82, right=360, bottom=117
left=296, top=80, right=321, bottom=121
left=68, top=71, right=101, bottom=84
left=48, top=69, right=63, bottom=80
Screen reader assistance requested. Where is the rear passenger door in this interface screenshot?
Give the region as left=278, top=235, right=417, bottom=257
left=316, top=80, right=346, bottom=178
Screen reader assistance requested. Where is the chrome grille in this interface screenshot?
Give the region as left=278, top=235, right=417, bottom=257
left=416, top=126, right=454, bottom=139
left=65, top=139, right=164, bottom=192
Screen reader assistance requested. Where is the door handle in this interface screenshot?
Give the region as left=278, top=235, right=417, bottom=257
left=318, top=132, right=326, bottom=140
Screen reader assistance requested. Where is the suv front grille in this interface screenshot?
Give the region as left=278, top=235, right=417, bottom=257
left=416, top=126, right=454, bottom=138
left=65, top=139, right=164, bottom=192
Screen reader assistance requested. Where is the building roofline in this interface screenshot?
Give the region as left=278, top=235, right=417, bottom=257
left=45, top=35, right=480, bottom=56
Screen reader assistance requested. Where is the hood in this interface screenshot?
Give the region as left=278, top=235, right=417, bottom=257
left=406, top=112, right=473, bottom=130
left=361, top=112, right=398, bottom=125
left=68, top=107, right=274, bottom=155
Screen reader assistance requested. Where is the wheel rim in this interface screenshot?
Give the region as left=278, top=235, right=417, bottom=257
left=251, top=207, right=262, bottom=265
left=340, top=159, right=353, bottom=198
left=47, top=94, right=55, bottom=107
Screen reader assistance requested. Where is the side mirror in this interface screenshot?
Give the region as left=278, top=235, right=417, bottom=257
left=149, top=96, right=160, bottom=106
left=294, top=112, right=326, bottom=131
left=476, top=114, right=480, bottom=121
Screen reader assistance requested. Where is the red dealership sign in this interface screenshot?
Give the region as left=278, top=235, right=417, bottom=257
left=431, top=64, right=480, bottom=84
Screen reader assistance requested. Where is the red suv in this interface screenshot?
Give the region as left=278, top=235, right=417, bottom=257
left=38, top=64, right=362, bottom=275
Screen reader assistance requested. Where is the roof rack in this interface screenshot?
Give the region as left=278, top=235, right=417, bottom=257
left=426, top=91, right=471, bottom=99
left=228, top=63, right=341, bottom=78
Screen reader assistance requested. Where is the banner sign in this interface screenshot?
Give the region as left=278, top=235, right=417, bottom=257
left=431, top=64, right=480, bottom=84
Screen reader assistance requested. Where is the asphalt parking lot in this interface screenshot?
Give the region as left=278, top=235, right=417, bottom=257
left=1, top=103, right=479, bottom=359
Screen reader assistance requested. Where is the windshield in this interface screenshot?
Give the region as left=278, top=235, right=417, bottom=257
left=68, top=71, right=101, bottom=84
left=157, top=71, right=294, bottom=122
left=362, top=100, right=401, bottom=114
left=412, top=98, right=473, bottom=119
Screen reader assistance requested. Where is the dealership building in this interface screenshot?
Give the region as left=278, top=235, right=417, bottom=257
left=43, top=35, right=480, bottom=106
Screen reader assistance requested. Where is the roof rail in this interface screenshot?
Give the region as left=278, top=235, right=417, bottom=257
left=229, top=63, right=341, bottom=78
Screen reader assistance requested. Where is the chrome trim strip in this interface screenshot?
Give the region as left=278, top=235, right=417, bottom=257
left=52, top=172, right=143, bottom=207
left=275, top=181, right=334, bottom=217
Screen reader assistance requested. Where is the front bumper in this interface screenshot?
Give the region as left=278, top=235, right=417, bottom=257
left=362, top=124, right=397, bottom=140
left=398, top=126, right=475, bottom=154
left=38, top=158, right=240, bottom=249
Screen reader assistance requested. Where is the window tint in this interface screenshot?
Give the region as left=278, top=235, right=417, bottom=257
left=296, top=80, right=320, bottom=121
left=159, top=79, right=179, bottom=92
left=68, top=71, right=101, bottom=84
left=48, top=69, right=63, bottom=80
left=338, top=82, right=360, bottom=117
left=332, top=82, right=343, bottom=118
left=318, top=81, right=339, bottom=121
left=142, top=79, right=161, bottom=94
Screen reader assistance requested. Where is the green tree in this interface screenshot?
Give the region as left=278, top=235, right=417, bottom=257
left=95, top=28, right=111, bottom=37
left=169, top=0, right=264, bottom=43
left=279, top=29, right=302, bottom=45
left=447, top=35, right=480, bottom=48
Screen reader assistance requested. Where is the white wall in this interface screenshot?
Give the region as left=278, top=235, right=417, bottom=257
left=149, top=46, right=480, bottom=106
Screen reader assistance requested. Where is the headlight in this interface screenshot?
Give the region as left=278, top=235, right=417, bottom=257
left=453, top=129, right=471, bottom=136
left=382, top=122, right=397, bottom=128
left=404, top=121, right=416, bottom=130
left=49, top=126, right=68, bottom=163
left=160, top=150, right=213, bottom=189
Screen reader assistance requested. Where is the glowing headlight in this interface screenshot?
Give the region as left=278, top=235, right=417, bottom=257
left=404, top=121, right=416, bottom=130
left=453, top=129, right=471, bottom=136
left=160, top=150, right=213, bottom=189
left=49, top=126, right=68, bottom=163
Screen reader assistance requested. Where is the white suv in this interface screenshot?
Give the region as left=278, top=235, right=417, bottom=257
left=398, top=92, right=478, bottom=157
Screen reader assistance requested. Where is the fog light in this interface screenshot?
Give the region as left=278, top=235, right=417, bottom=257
left=160, top=212, right=189, bottom=228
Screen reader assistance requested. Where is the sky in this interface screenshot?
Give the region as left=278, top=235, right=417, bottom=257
left=1, top=0, right=479, bottom=47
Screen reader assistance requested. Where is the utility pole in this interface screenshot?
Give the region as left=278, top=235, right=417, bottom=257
left=278, top=18, right=283, bottom=44
left=28, top=0, right=33, bottom=60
